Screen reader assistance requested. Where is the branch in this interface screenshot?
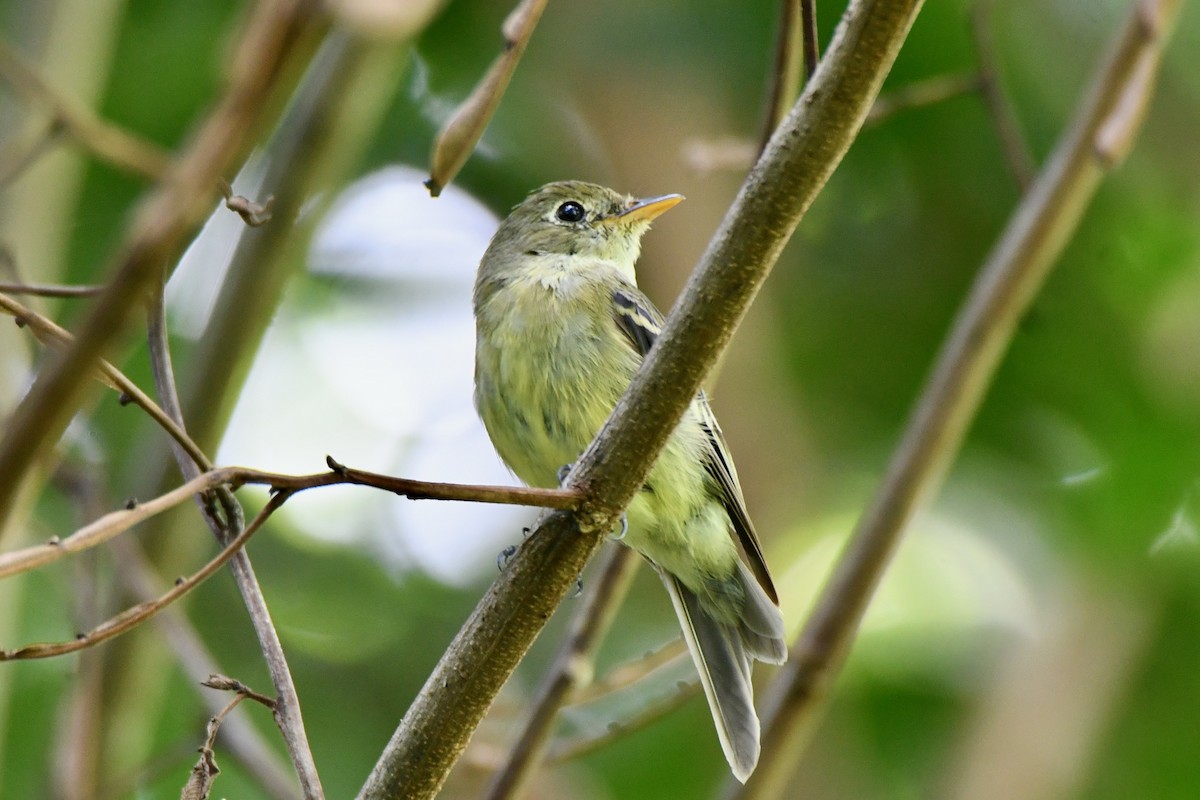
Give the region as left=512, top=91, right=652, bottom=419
left=109, top=537, right=299, bottom=800
left=0, top=492, right=287, bottom=660
left=0, top=39, right=170, bottom=180
left=734, top=2, right=1183, bottom=798
left=482, top=546, right=640, bottom=800
left=0, top=463, right=580, bottom=580
left=546, top=678, right=701, bottom=764
left=970, top=0, right=1037, bottom=191
left=144, top=273, right=325, bottom=800
left=0, top=0, right=321, bottom=537
left=358, top=1, right=924, bottom=797
left=0, top=291, right=212, bottom=469
left=425, top=0, right=548, bottom=196
left=0, top=281, right=104, bottom=298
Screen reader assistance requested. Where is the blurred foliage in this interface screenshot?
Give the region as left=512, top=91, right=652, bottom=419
left=2, top=0, right=1200, bottom=798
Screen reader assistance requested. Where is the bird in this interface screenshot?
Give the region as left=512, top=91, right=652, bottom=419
left=472, top=180, right=786, bottom=781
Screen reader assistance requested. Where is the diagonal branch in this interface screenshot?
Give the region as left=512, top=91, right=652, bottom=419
left=0, top=0, right=322, bottom=538
left=358, top=1, right=924, bottom=798
left=482, top=546, right=640, bottom=800
left=733, top=2, right=1183, bottom=799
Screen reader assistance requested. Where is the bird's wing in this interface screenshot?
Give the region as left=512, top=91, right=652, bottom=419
left=611, top=286, right=779, bottom=605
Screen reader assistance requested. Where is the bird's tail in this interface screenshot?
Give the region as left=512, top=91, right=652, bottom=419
left=659, top=565, right=786, bottom=783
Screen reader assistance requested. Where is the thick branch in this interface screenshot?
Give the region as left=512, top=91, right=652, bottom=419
left=734, top=2, right=1183, bottom=799
left=482, top=546, right=639, bottom=800
left=358, top=1, right=923, bottom=798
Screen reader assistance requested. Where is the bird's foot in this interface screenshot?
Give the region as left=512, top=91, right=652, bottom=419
left=496, top=544, right=518, bottom=572
left=609, top=513, right=628, bottom=541
left=556, top=463, right=574, bottom=486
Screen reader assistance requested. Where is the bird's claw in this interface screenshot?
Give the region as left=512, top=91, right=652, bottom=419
left=610, top=513, right=628, bottom=541
left=571, top=577, right=584, bottom=598
left=496, top=545, right=518, bottom=571
left=556, top=463, right=574, bottom=486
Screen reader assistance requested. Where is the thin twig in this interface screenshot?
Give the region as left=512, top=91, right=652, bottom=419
left=0, top=39, right=170, bottom=180
left=109, top=537, right=299, bottom=800
left=0, top=118, right=65, bottom=187
left=0, top=280, right=104, bottom=297
left=734, top=3, right=1183, bottom=799
left=0, top=464, right=582, bottom=580
left=970, top=0, right=1037, bottom=191
left=546, top=678, right=702, bottom=764
left=358, top=1, right=924, bottom=797
left=0, top=291, right=212, bottom=469
left=483, top=546, right=640, bottom=800
left=865, top=71, right=982, bottom=127
left=0, top=0, right=320, bottom=537
left=145, top=268, right=324, bottom=799
left=566, top=639, right=688, bottom=705
left=801, top=0, right=819, bottom=78
left=758, top=0, right=805, bottom=155
left=0, top=492, right=287, bottom=660
left=425, top=0, right=549, bottom=196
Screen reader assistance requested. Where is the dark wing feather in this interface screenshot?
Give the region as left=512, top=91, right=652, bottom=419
left=611, top=286, right=779, bottom=605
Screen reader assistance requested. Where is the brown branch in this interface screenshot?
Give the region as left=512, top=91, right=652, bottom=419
left=424, top=0, right=549, bottom=196
left=0, top=0, right=321, bottom=538
left=0, top=492, right=287, bottom=661
left=144, top=269, right=324, bottom=799
left=483, top=546, right=640, bottom=800
left=0, top=39, right=170, bottom=180
left=733, top=2, right=1183, bottom=799
left=970, top=0, right=1037, bottom=191
left=0, top=280, right=104, bottom=297
left=357, top=1, right=924, bottom=797
left=0, top=464, right=581, bottom=581
left=109, top=537, right=300, bottom=800
left=181, top=676, right=278, bottom=800
left=0, top=291, right=212, bottom=469
left=0, top=118, right=65, bottom=187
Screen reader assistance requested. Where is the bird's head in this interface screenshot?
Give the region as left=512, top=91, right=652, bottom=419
left=484, top=181, right=683, bottom=271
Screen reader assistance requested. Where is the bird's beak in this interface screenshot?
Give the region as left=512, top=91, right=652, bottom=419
left=604, top=193, right=685, bottom=225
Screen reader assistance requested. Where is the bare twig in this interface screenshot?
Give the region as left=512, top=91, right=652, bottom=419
left=110, top=537, right=299, bottom=800
left=0, top=39, right=170, bottom=180
left=181, top=677, right=277, bottom=800
left=144, top=266, right=325, bottom=799
left=759, top=0, right=820, bottom=155
left=759, top=0, right=805, bottom=154
left=0, top=464, right=581, bottom=580
left=546, top=678, right=702, bottom=764
left=689, top=70, right=980, bottom=176
left=358, top=1, right=924, bottom=797
left=0, top=291, right=211, bottom=469
left=970, top=0, right=1037, bottom=191
left=0, top=118, right=65, bottom=186
left=801, top=0, right=819, bottom=78
left=865, top=71, right=982, bottom=127
left=425, top=0, right=548, bottom=196
left=0, top=0, right=321, bottom=537
left=483, top=546, right=640, bottom=800
left=0, top=492, right=287, bottom=660
left=0, top=280, right=104, bottom=297
left=734, top=3, right=1183, bottom=799
left=567, top=638, right=688, bottom=705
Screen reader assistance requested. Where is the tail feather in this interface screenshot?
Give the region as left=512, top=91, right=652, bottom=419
left=660, top=571, right=761, bottom=783
left=735, top=561, right=788, bottom=665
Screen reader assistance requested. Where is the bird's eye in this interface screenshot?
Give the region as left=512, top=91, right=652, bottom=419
left=555, top=201, right=585, bottom=223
